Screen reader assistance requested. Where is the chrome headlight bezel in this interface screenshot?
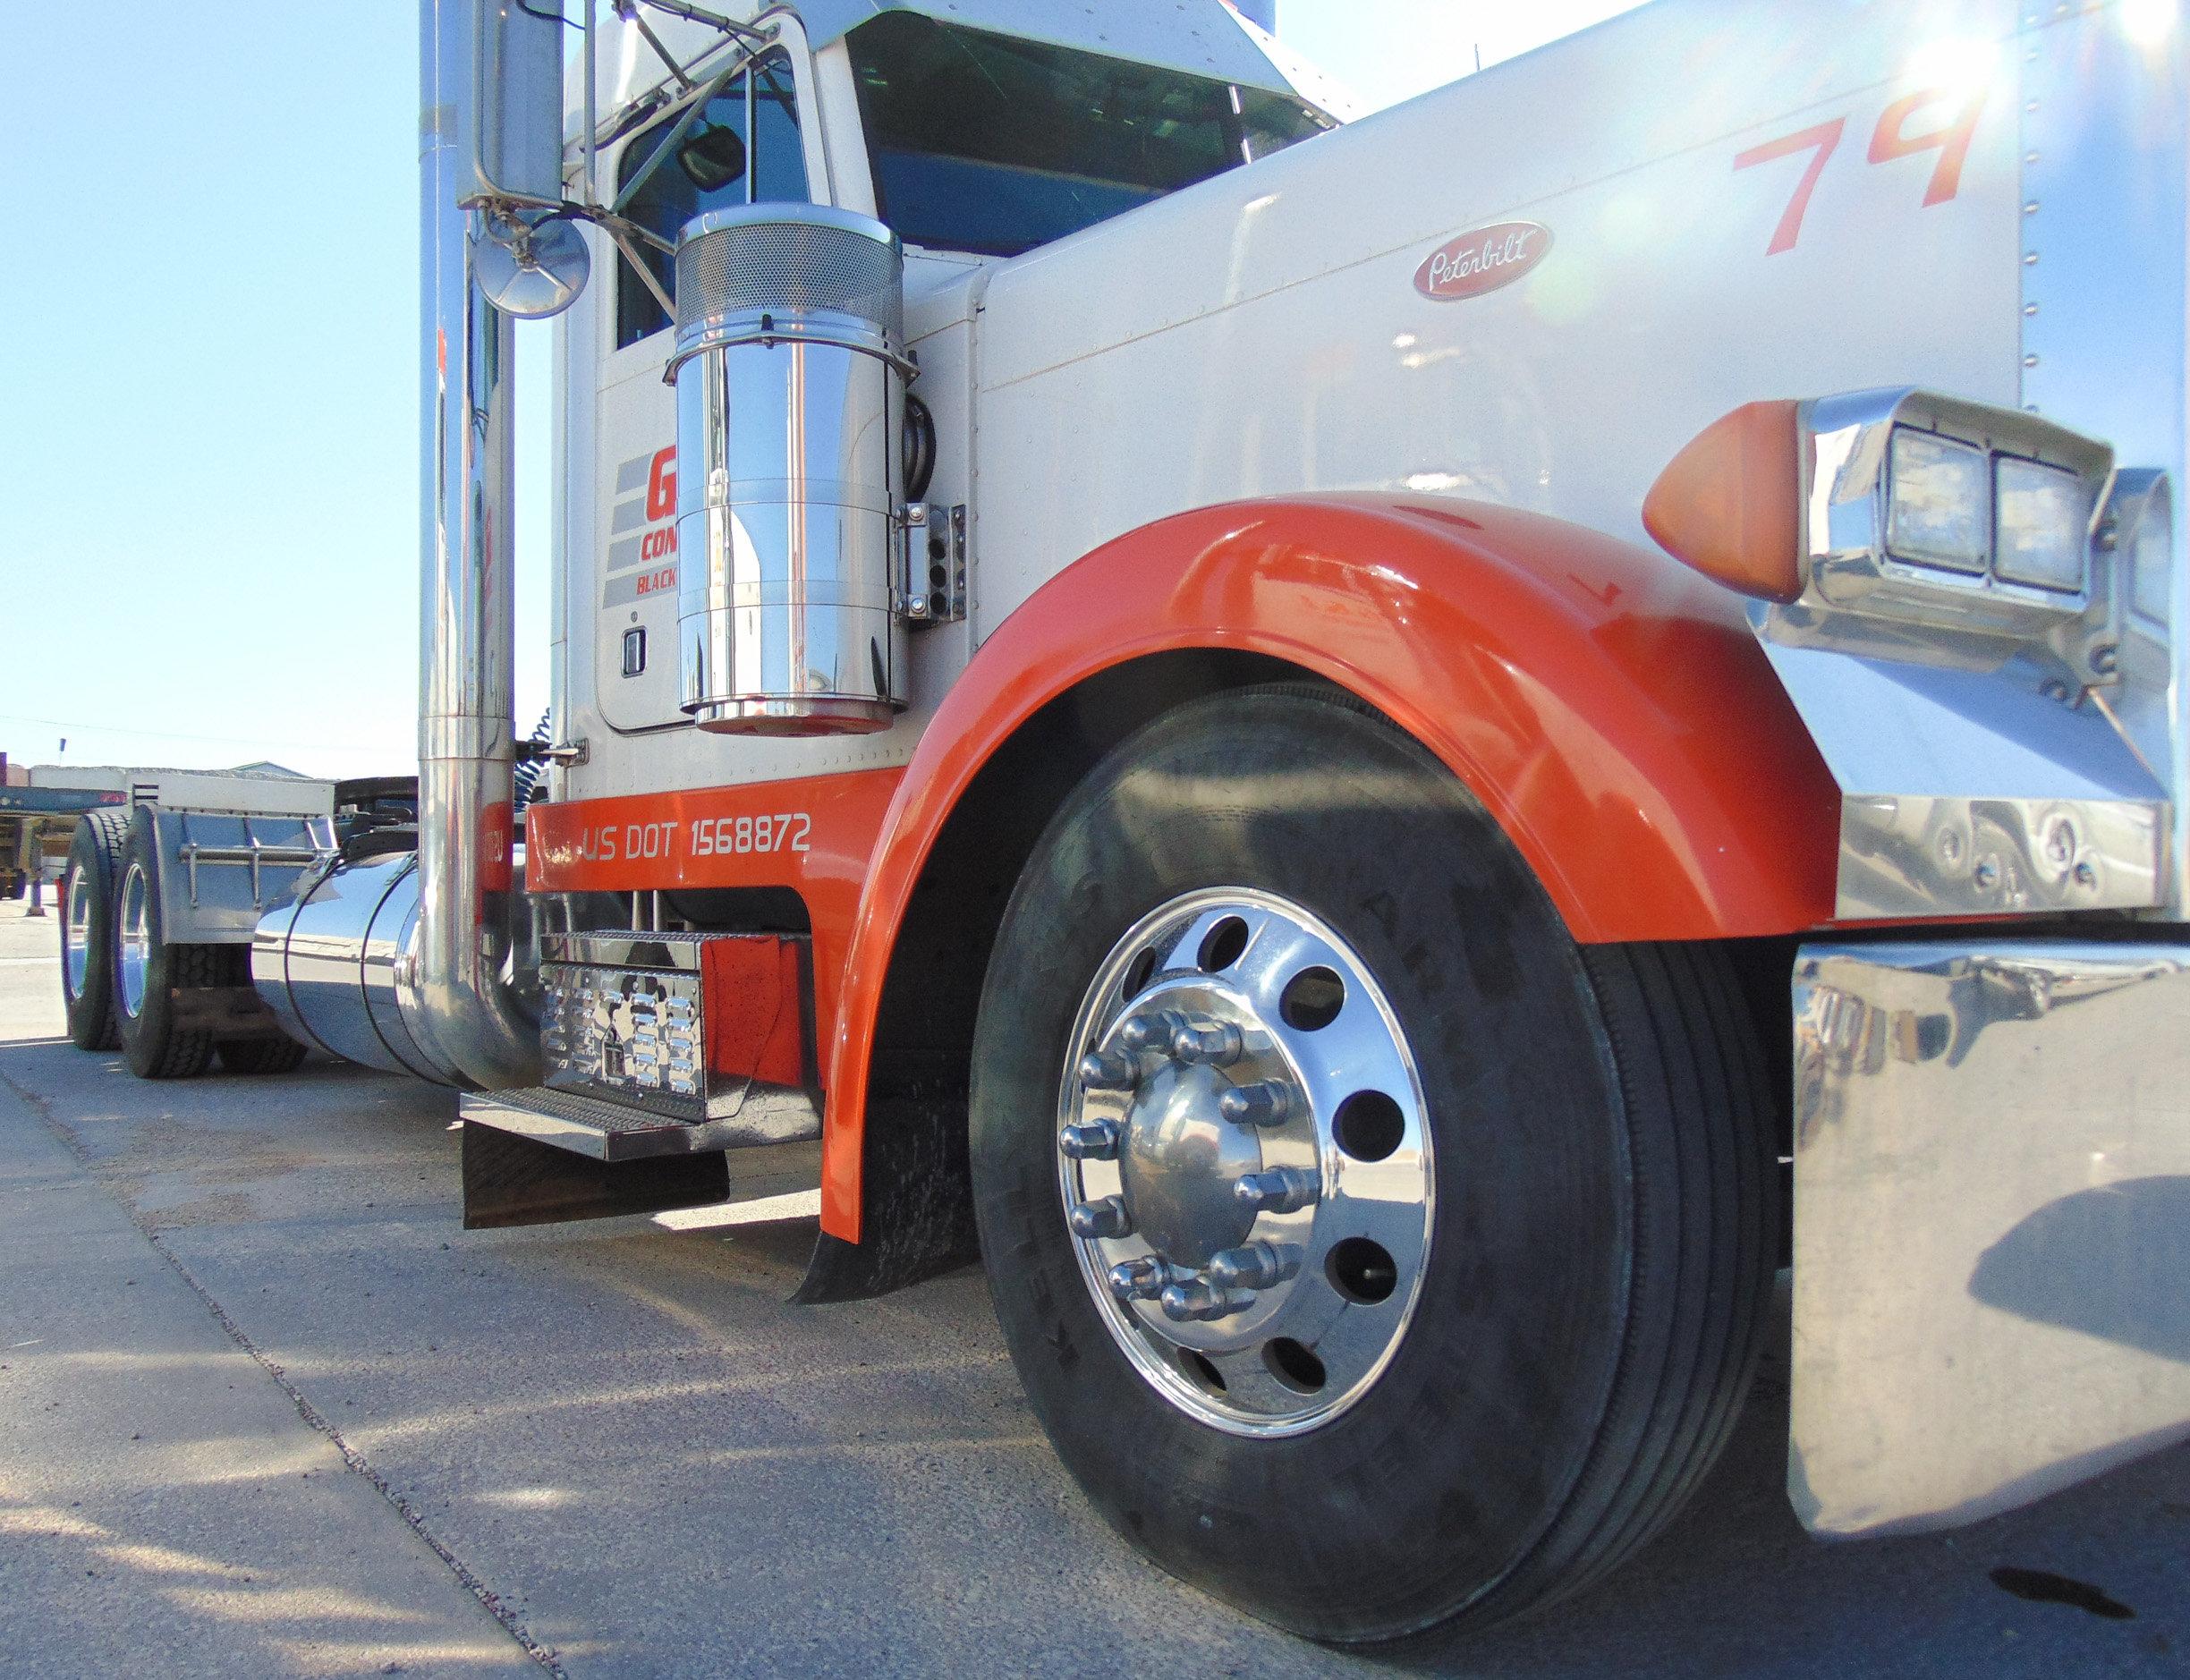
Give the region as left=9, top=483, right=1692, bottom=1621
left=1785, top=388, right=2118, bottom=666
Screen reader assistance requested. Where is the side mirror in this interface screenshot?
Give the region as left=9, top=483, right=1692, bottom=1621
left=475, top=212, right=592, bottom=319
left=467, top=0, right=565, bottom=208
left=677, top=123, right=748, bottom=193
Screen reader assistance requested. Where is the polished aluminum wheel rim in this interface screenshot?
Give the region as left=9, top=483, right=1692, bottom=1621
left=117, top=862, right=151, bottom=1019
left=1057, top=887, right=1433, bottom=1436
left=63, top=870, right=91, bottom=998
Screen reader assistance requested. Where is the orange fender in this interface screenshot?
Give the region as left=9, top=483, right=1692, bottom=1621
left=819, top=494, right=1838, bottom=1239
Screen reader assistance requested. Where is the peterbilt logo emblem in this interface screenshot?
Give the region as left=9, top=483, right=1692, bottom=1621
left=1413, top=222, right=1552, bottom=301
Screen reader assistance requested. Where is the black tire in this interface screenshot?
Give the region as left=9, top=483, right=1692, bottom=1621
left=111, top=814, right=219, bottom=1080
left=60, top=809, right=129, bottom=1052
left=216, top=1036, right=310, bottom=1075
left=969, top=685, right=1775, bottom=1642
left=209, top=946, right=310, bottom=1074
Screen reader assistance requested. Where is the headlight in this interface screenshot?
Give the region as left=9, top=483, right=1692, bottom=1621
left=1645, top=388, right=2117, bottom=647
left=1992, top=456, right=2092, bottom=592
left=1886, top=429, right=1991, bottom=573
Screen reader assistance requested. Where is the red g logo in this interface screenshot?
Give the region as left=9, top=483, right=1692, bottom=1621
left=646, top=446, right=677, bottom=521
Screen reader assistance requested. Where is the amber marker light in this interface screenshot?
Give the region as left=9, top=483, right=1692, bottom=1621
left=1642, top=399, right=1805, bottom=602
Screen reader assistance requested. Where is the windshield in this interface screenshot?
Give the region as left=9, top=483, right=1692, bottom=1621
left=846, top=14, right=1334, bottom=259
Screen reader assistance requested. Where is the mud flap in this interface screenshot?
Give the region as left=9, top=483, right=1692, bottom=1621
left=794, top=1096, right=980, bottom=1302
left=461, top=1120, right=732, bottom=1230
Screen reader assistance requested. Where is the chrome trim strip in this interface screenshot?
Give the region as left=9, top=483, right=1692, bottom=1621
left=541, top=929, right=717, bottom=972
left=1837, top=791, right=2163, bottom=919
left=1757, top=637, right=2169, bottom=919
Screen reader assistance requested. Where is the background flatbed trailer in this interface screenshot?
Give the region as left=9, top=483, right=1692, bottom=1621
left=0, top=784, right=127, bottom=904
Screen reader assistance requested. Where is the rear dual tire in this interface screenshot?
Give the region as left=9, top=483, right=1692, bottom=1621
left=970, top=685, right=1775, bottom=1642
left=60, top=809, right=129, bottom=1052
left=111, top=816, right=221, bottom=1080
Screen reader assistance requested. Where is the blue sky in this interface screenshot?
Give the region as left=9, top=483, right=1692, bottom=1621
left=0, top=1, right=1640, bottom=780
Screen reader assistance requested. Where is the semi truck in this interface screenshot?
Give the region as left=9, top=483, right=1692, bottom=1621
left=55, top=0, right=2190, bottom=1642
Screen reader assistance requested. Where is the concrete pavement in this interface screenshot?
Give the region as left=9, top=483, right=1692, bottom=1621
left=0, top=896, right=2183, bottom=1676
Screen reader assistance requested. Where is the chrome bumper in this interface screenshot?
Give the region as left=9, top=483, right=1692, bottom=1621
left=1791, top=939, right=2190, bottom=1536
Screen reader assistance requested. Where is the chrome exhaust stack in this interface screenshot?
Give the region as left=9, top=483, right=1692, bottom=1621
left=385, top=0, right=520, bottom=1089
left=407, top=0, right=545, bottom=1090
left=250, top=0, right=550, bottom=1090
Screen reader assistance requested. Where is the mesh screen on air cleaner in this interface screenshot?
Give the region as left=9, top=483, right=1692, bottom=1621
left=674, top=219, right=904, bottom=344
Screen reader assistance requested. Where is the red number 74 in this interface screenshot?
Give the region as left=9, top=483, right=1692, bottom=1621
left=1735, top=87, right=1988, bottom=256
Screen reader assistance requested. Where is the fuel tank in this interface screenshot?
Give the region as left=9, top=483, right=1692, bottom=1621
left=250, top=853, right=459, bottom=1085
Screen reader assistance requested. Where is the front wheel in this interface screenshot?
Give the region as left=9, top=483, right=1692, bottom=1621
left=969, top=685, right=1775, bottom=1642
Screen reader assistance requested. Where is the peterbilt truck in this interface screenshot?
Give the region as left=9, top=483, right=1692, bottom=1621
left=54, top=0, right=2190, bottom=1642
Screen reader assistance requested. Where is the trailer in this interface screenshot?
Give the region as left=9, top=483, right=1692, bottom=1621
left=57, top=0, right=2190, bottom=1642
left=0, top=783, right=123, bottom=905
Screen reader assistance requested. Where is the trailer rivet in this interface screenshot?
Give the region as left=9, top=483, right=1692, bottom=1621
left=2089, top=643, right=2118, bottom=677
left=2075, top=861, right=2099, bottom=889
left=1974, top=860, right=2001, bottom=891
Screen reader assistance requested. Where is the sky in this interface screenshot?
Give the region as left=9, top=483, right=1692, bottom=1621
left=0, top=0, right=1642, bottom=781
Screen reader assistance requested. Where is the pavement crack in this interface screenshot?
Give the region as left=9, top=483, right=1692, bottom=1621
left=0, top=1063, right=568, bottom=1678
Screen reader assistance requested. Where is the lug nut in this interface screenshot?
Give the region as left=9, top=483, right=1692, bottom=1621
left=1108, top=1257, right=1170, bottom=1301
left=1118, top=1010, right=1189, bottom=1056
left=1079, top=1050, right=1138, bottom=1091
left=1218, top=1080, right=1293, bottom=1127
left=1059, top=1121, right=1122, bottom=1161
left=1159, top=1275, right=1255, bottom=1323
left=1235, top=1167, right=1320, bottom=1215
left=1173, top=1018, right=1245, bottom=1067
left=1068, top=1195, right=1133, bottom=1239
left=1208, top=1241, right=1302, bottom=1291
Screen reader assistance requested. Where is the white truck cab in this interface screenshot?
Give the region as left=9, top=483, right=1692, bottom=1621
left=60, top=0, right=2190, bottom=1643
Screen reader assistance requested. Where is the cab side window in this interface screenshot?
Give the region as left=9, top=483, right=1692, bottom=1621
left=614, top=51, right=809, bottom=349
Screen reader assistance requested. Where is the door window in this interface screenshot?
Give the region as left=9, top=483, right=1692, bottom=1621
left=614, top=50, right=810, bottom=349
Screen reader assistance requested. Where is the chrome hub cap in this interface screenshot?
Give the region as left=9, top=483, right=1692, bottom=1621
left=1057, top=887, right=1433, bottom=1435
left=62, top=870, right=91, bottom=998
left=117, top=862, right=151, bottom=1018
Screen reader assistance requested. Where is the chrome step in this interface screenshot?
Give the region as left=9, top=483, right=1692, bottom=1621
left=461, top=1083, right=820, bottom=1175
